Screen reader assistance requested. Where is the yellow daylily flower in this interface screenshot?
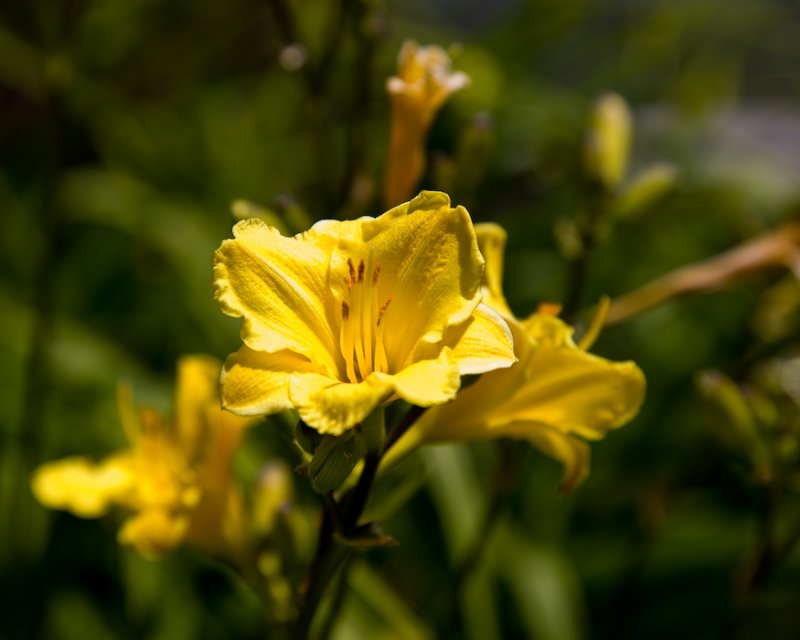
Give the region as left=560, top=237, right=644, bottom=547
left=386, top=223, right=645, bottom=492
left=384, top=42, right=470, bottom=206
left=31, top=355, right=254, bottom=559
left=214, top=191, right=516, bottom=436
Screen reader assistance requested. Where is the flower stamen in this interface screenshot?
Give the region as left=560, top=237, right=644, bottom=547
left=339, top=258, right=391, bottom=382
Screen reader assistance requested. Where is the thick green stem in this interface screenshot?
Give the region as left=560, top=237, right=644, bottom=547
left=291, top=406, right=423, bottom=638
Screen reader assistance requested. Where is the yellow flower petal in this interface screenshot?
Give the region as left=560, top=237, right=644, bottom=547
left=118, top=509, right=188, bottom=558
left=213, top=218, right=340, bottom=374
left=474, top=223, right=513, bottom=318
left=446, top=303, right=516, bottom=375
left=31, top=455, right=134, bottom=518
left=174, top=354, right=223, bottom=459
left=289, top=373, right=393, bottom=436
left=385, top=313, right=644, bottom=490
left=506, top=314, right=645, bottom=440
left=377, top=348, right=461, bottom=407
left=359, top=193, right=484, bottom=368
left=221, top=346, right=324, bottom=416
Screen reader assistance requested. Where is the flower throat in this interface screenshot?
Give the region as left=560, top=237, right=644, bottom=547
left=339, top=258, right=392, bottom=383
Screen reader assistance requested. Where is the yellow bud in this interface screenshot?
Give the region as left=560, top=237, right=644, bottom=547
left=584, top=92, right=632, bottom=191
left=383, top=40, right=470, bottom=206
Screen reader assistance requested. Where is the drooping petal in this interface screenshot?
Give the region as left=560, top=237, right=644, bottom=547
left=31, top=455, right=135, bottom=518
left=289, top=373, right=394, bottom=436
left=355, top=192, right=485, bottom=369
left=213, top=219, right=340, bottom=374
left=474, top=223, right=513, bottom=318
left=221, top=346, right=325, bottom=417
left=524, top=427, right=591, bottom=494
left=502, top=313, right=646, bottom=440
left=382, top=313, right=644, bottom=491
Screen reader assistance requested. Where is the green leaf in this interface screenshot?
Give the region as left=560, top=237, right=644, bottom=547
left=494, top=523, right=585, bottom=640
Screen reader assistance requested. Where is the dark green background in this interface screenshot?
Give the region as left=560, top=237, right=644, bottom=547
left=2, top=0, right=800, bottom=637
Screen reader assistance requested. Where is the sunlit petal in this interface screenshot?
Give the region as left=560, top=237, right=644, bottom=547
left=378, top=348, right=461, bottom=407
left=505, top=314, right=646, bottom=440
left=289, top=373, right=393, bottom=436
left=222, top=346, right=325, bottom=416
left=446, top=304, right=516, bottom=375
left=474, top=223, right=514, bottom=318
left=214, top=219, right=340, bottom=374
left=364, top=193, right=484, bottom=368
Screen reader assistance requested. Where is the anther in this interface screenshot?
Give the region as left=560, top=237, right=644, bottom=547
left=357, top=260, right=365, bottom=283
left=341, top=301, right=350, bottom=320
left=376, top=296, right=392, bottom=326
left=347, top=258, right=356, bottom=283
left=372, top=263, right=381, bottom=285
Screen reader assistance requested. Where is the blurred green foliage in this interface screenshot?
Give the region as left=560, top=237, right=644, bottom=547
left=3, top=0, right=800, bottom=638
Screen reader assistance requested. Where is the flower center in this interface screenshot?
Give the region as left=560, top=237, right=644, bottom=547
left=339, top=257, right=392, bottom=384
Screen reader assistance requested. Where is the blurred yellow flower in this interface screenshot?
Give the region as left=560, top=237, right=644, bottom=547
left=31, top=355, right=254, bottom=559
left=386, top=223, right=646, bottom=492
left=384, top=41, right=470, bottom=206
left=214, top=191, right=515, bottom=436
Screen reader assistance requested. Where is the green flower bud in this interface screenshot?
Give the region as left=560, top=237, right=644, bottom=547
left=308, top=431, right=366, bottom=494
left=696, top=370, right=772, bottom=482
left=615, top=163, right=678, bottom=219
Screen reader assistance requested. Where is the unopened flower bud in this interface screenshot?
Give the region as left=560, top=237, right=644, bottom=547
left=615, top=163, right=677, bottom=219
left=308, top=431, right=366, bottom=494
left=584, top=92, right=632, bottom=191
left=295, top=420, right=322, bottom=454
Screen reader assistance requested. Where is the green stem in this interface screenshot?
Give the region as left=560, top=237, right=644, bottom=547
left=291, top=406, right=423, bottom=638
left=291, top=410, right=381, bottom=638
left=292, top=507, right=350, bottom=640
left=383, top=405, right=425, bottom=456
left=562, top=190, right=607, bottom=321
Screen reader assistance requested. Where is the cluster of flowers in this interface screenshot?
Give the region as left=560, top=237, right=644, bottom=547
left=31, top=43, right=645, bottom=618
left=34, top=190, right=644, bottom=546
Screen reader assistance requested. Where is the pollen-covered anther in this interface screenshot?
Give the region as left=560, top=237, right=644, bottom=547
left=376, top=296, right=392, bottom=326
